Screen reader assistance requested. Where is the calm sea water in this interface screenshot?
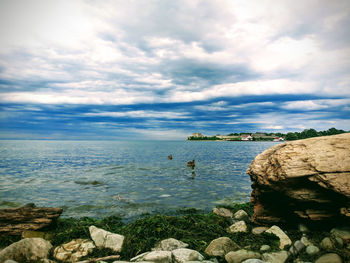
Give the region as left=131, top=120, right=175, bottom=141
left=0, top=140, right=278, bottom=219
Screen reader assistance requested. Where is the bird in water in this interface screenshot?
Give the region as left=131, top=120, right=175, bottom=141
left=168, top=154, right=173, bottom=160
left=187, top=159, right=195, bottom=168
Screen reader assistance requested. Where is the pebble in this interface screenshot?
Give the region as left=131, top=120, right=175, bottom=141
left=306, top=245, right=319, bottom=255
left=260, top=245, right=270, bottom=252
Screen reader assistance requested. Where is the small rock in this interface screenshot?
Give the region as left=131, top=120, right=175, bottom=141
left=53, top=239, right=95, bottom=262
left=172, top=248, right=204, bottom=263
left=331, top=227, right=350, bottom=242
left=252, top=227, right=268, bottom=235
left=300, top=236, right=312, bottom=246
left=89, top=225, right=125, bottom=253
left=0, top=238, right=52, bottom=263
left=289, top=240, right=305, bottom=256
left=233, top=210, right=249, bottom=222
left=334, top=237, right=343, bottom=248
left=262, top=251, right=289, bottom=263
left=40, top=260, right=57, bottom=263
left=152, top=238, right=188, bottom=251
left=306, top=245, right=320, bottom=255
left=225, top=249, right=261, bottom=263
left=205, top=237, right=240, bottom=257
left=298, top=224, right=309, bottom=233
left=241, top=260, right=265, bottom=263
left=131, top=251, right=172, bottom=263
left=227, top=221, right=248, bottom=233
left=259, top=245, right=270, bottom=253
left=213, top=207, right=233, bottom=218
left=265, top=225, right=292, bottom=249
left=315, top=253, right=342, bottom=263
left=4, top=260, right=18, bottom=263
left=320, top=237, right=334, bottom=250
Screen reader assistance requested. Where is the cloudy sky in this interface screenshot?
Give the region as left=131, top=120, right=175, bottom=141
left=0, top=0, right=349, bottom=140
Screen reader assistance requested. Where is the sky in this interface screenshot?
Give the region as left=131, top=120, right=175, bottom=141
left=0, top=0, right=349, bottom=140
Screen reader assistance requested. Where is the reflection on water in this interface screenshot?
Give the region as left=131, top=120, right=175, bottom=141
left=0, top=140, right=279, bottom=219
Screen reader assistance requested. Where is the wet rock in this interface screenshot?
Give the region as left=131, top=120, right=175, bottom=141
left=265, top=225, right=292, bottom=249
left=306, top=245, right=320, bottom=255
left=247, top=134, right=350, bottom=224
left=251, top=227, right=268, bottom=235
left=172, top=248, right=204, bottom=263
left=233, top=210, right=249, bottom=222
left=131, top=251, right=172, bottom=263
left=205, top=237, right=240, bottom=257
left=213, top=208, right=233, bottom=218
left=227, top=221, right=247, bottom=233
left=315, top=253, right=342, bottom=263
left=0, top=238, right=52, bottom=263
left=53, top=239, right=95, bottom=262
left=225, top=249, right=261, bottom=263
left=152, top=238, right=188, bottom=251
left=262, top=251, right=288, bottom=263
left=89, top=225, right=124, bottom=252
left=320, top=237, right=334, bottom=250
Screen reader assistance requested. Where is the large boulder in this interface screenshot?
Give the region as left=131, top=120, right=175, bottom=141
left=89, top=225, right=124, bottom=252
left=247, top=133, right=350, bottom=224
left=0, top=238, right=52, bottom=263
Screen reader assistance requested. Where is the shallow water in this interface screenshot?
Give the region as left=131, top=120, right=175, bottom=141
left=0, top=140, right=279, bottom=219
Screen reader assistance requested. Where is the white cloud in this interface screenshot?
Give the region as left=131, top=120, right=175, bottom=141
left=85, top=110, right=189, bottom=119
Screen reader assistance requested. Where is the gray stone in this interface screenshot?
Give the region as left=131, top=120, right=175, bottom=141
left=233, top=210, right=249, bottom=222
left=4, top=260, right=18, bottom=263
left=251, top=227, right=268, bottom=235
left=300, top=236, right=312, bottom=246
left=225, top=249, right=261, bottom=263
left=262, top=251, right=289, bottom=263
left=259, top=245, right=270, bottom=253
left=53, top=239, right=95, bottom=262
left=227, top=221, right=248, bottom=233
left=320, top=237, right=334, bottom=250
left=205, top=237, right=240, bottom=257
left=131, top=251, right=172, bottom=263
left=265, top=225, right=292, bottom=249
left=152, top=238, right=188, bottom=251
left=334, top=237, right=343, bottom=248
left=241, top=260, right=265, bottom=263
left=89, top=225, right=125, bottom=252
left=315, top=253, right=342, bottom=263
left=289, top=240, right=305, bottom=255
left=213, top=208, right=233, bottom=218
left=331, top=227, right=350, bottom=242
left=306, top=245, right=319, bottom=255
left=0, top=238, right=52, bottom=263
left=172, top=248, right=204, bottom=263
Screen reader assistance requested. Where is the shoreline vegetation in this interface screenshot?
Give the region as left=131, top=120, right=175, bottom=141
left=1, top=202, right=349, bottom=262
left=187, top=127, right=348, bottom=141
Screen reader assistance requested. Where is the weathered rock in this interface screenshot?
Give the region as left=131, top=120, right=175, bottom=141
left=205, top=237, right=240, bottom=257
left=246, top=134, right=350, bottom=224
left=262, top=251, right=288, bottom=263
left=227, top=221, right=247, bottom=233
left=172, top=248, right=204, bottom=263
left=53, top=239, right=95, bottom=262
left=225, top=250, right=260, bottom=263
left=265, top=225, right=291, bottom=249
left=289, top=240, right=305, bottom=256
left=251, top=227, right=268, bottom=235
left=306, top=245, right=320, bottom=255
left=233, top=210, right=249, bottom=222
left=315, top=253, right=342, bottom=263
left=320, top=237, right=334, bottom=250
left=89, top=225, right=124, bottom=252
left=131, top=251, right=172, bottom=263
left=0, top=238, right=52, bottom=263
left=213, top=208, right=233, bottom=218
left=330, top=227, right=350, bottom=242
left=152, top=238, right=188, bottom=251
left=0, top=203, right=62, bottom=235
left=259, top=245, right=270, bottom=253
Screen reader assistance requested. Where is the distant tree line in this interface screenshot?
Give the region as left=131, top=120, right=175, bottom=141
left=187, top=136, right=219, bottom=140
left=284, top=128, right=347, bottom=141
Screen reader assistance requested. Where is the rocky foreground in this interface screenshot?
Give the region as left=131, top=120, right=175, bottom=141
left=0, top=206, right=349, bottom=263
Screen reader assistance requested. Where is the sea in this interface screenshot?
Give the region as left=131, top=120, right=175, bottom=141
left=0, top=140, right=279, bottom=220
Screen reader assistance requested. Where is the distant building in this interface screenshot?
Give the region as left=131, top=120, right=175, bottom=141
left=241, top=135, right=253, bottom=141
left=216, top=135, right=240, bottom=141
left=273, top=137, right=285, bottom=142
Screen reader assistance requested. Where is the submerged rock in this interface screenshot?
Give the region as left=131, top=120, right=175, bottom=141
left=205, top=237, right=240, bottom=257
left=0, top=238, right=52, bottom=263
left=89, top=225, right=124, bottom=252
left=246, top=133, right=350, bottom=224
